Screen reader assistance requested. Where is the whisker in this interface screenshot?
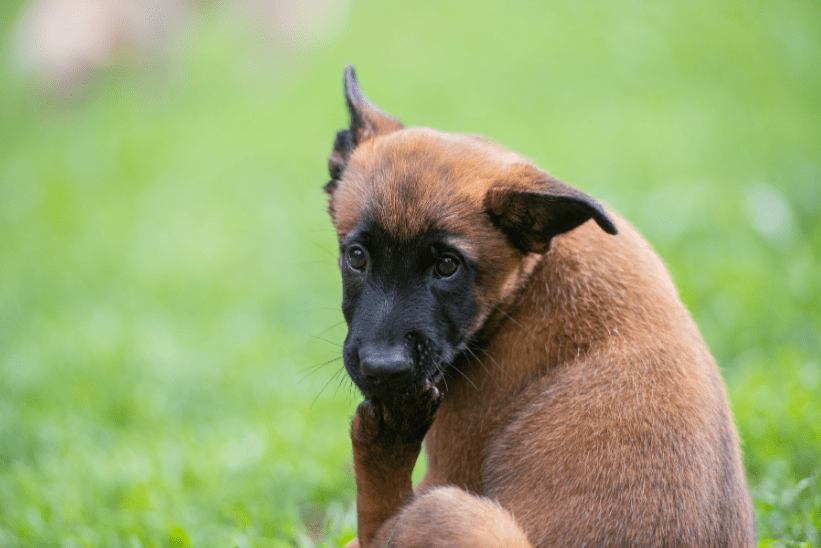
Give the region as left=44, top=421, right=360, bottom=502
left=474, top=346, right=504, bottom=373
left=309, top=335, right=343, bottom=348
left=297, top=356, right=343, bottom=382
left=491, top=304, right=535, bottom=339
left=436, top=362, right=449, bottom=393
left=450, top=364, right=479, bottom=393
left=304, top=238, right=337, bottom=257
left=316, top=320, right=347, bottom=337
left=464, top=346, right=502, bottom=392
left=333, top=367, right=352, bottom=397
left=289, top=307, right=341, bottom=314
left=311, top=367, right=346, bottom=408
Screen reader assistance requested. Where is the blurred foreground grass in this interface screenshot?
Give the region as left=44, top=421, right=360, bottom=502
left=1, top=1, right=819, bottom=546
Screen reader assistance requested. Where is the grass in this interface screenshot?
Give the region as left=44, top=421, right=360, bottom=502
left=0, top=0, right=819, bottom=546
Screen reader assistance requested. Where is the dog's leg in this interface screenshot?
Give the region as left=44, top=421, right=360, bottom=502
left=347, top=381, right=533, bottom=548
left=383, top=486, right=533, bottom=548
left=349, top=381, right=442, bottom=547
left=347, top=485, right=533, bottom=548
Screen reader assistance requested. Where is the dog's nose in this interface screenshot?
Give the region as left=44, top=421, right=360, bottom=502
left=358, top=344, right=412, bottom=383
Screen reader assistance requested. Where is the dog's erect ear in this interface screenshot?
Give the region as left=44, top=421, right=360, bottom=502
left=325, top=65, right=404, bottom=194
left=343, top=65, right=404, bottom=144
left=484, top=168, right=618, bottom=254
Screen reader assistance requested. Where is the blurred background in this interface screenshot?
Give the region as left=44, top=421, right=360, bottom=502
left=0, top=0, right=819, bottom=546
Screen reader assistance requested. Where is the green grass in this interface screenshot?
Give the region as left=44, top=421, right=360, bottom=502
left=1, top=0, right=819, bottom=546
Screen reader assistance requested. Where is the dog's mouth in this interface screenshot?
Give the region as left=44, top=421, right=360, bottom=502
left=359, top=372, right=439, bottom=401
left=354, top=363, right=447, bottom=401
left=346, top=334, right=458, bottom=400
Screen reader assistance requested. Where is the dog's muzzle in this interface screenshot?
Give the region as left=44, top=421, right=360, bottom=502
left=349, top=331, right=446, bottom=398
left=358, top=343, right=413, bottom=386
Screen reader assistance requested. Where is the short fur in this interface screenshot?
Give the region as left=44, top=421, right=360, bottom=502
left=325, top=66, right=755, bottom=548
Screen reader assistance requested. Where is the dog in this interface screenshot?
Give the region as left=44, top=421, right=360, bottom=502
left=324, top=66, right=755, bottom=548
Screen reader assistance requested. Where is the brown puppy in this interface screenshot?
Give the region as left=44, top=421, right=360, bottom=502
left=325, top=66, right=755, bottom=548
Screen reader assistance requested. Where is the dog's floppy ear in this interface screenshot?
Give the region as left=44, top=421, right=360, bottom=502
left=484, top=166, right=618, bottom=254
left=325, top=65, right=404, bottom=194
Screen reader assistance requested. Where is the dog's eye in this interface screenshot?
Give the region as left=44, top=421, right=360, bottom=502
left=346, top=246, right=367, bottom=271
left=435, top=256, right=459, bottom=277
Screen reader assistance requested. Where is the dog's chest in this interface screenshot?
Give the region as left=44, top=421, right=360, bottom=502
left=423, top=381, right=522, bottom=492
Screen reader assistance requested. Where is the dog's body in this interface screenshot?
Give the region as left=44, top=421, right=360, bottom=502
left=325, top=66, right=755, bottom=548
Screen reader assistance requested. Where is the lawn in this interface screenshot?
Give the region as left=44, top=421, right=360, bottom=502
left=0, top=0, right=819, bottom=546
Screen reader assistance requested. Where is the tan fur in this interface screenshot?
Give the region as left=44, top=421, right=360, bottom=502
left=329, top=68, right=755, bottom=548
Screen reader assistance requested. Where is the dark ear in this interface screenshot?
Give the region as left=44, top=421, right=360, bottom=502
left=325, top=65, right=404, bottom=194
left=484, top=171, right=617, bottom=254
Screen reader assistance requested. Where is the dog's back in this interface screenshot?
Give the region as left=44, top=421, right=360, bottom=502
left=437, top=219, right=755, bottom=546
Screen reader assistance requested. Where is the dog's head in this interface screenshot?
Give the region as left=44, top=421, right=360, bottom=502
left=325, top=66, right=617, bottom=399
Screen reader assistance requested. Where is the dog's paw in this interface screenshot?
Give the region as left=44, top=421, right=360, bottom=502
left=352, top=380, right=443, bottom=448
left=395, top=379, right=443, bottom=441
left=351, top=398, right=380, bottom=445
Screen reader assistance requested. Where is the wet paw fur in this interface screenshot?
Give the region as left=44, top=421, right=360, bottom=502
left=353, top=380, right=443, bottom=449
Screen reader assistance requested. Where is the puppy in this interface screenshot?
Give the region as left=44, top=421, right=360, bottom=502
left=324, top=66, right=755, bottom=548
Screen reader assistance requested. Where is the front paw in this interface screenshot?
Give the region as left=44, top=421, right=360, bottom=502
left=352, top=380, right=443, bottom=448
